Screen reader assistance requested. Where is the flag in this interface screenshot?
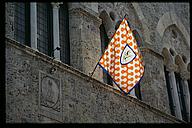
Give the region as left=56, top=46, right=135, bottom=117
left=98, top=18, right=144, bottom=95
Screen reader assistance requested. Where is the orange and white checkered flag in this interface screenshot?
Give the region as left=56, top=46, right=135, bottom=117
left=98, top=18, right=144, bottom=95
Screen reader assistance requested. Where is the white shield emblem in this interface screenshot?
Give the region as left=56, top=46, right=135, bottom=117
left=120, top=44, right=136, bottom=65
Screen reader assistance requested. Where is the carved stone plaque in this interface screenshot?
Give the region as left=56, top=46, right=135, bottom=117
left=39, top=71, right=62, bottom=122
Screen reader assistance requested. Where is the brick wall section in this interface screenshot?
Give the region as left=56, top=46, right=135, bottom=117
left=6, top=38, right=185, bottom=123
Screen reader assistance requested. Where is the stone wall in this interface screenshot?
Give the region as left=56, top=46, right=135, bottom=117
left=68, top=3, right=103, bottom=82
left=6, top=38, right=184, bottom=123
left=5, top=2, right=189, bottom=123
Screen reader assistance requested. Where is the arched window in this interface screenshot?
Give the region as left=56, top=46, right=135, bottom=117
left=14, top=2, right=30, bottom=46
left=59, top=3, right=70, bottom=65
left=162, top=47, right=189, bottom=121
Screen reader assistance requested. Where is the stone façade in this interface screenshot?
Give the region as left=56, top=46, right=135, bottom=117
left=5, top=2, right=190, bottom=123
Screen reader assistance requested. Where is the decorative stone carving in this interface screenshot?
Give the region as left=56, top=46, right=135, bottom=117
left=41, top=77, right=59, bottom=109
left=51, top=2, right=63, bottom=8
left=39, top=71, right=62, bottom=122
left=166, top=63, right=178, bottom=72
left=180, top=70, right=190, bottom=80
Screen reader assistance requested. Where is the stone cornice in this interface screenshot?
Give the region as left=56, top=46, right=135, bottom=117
left=5, top=37, right=186, bottom=123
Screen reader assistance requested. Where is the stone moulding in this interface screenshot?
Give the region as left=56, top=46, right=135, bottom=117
left=140, top=47, right=164, bottom=60
left=6, top=37, right=186, bottom=123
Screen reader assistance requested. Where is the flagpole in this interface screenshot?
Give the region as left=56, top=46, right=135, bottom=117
left=124, top=14, right=128, bottom=19
left=89, top=62, right=99, bottom=77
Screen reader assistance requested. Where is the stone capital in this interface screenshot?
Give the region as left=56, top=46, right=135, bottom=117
left=51, top=2, right=63, bottom=8
left=180, top=70, right=190, bottom=80
left=166, top=63, right=178, bottom=72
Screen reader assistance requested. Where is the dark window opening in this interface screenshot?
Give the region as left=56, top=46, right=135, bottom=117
left=100, top=23, right=113, bottom=86
left=175, top=72, right=188, bottom=122
left=187, top=80, right=190, bottom=95
left=135, top=83, right=142, bottom=100
left=182, top=55, right=187, bottom=63
left=59, top=3, right=70, bottom=65
left=171, top=29, right=177, bottom=39
left=115, top=20, right=122, bottom=30
left=132, top=29, right=142, bottom=100
left=164, top=66, right=175, bottom=116
left=109, top=11, right=116, bottom=21
left=14, top=3, right=30, bottom=46
left=132, top=29, right=142, bottom=47
left=169, top=48, right=175, bottom=56
left=37, top=3, right=53, bottom=56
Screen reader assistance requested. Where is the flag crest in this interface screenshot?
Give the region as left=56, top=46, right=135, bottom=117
left=99, top=18, right=144, bottom=94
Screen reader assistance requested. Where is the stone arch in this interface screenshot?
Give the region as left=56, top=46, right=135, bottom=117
left=99, top=10, right=116, bottom=39
left=131, top=3, right=151, bottom=45
left=98, top=3, right=149, bottom=44
left=160, top=24, right=190, bottom=63
left=156, top=11, right=190, bottom=47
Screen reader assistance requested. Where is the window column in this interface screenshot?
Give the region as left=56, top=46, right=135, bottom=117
left=175, top=55, right=190, bottom=122
left=182, top=80, right=190, bottom=122
left=166, top=64, right=182, bottom=120
left=51, top=2, right=62, bottom=60
left=180, top=75, right=190, bottom=122
left=30, top=2, right=37, bottom=50
left=162, top=48, right=182, bottom=120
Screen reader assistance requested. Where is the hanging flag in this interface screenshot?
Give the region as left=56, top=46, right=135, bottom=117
left=98, top=17, right=144, bottom=95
